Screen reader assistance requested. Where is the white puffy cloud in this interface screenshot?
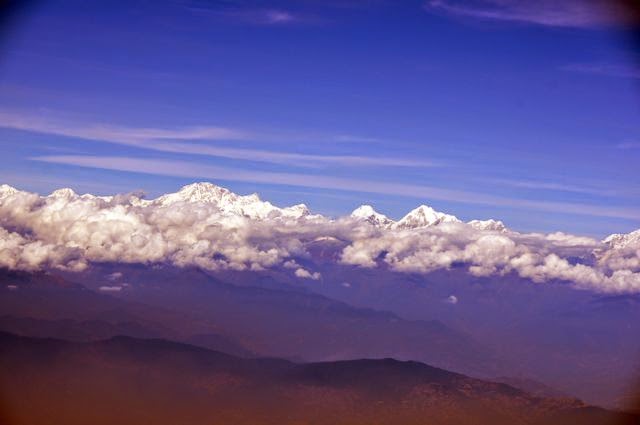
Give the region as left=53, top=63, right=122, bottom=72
left=0, top=226, right=86, bottom=271
left=99, top=286, right=123, bottom=292
left=339, top=221, right=640, bottom=293
left=0, top=183, right=329, bottom=275
left=0, top=183, right=639, bottom=293
left=294, top=268, right=321, bottom=280
left=107, top=272, right=123, bottom=281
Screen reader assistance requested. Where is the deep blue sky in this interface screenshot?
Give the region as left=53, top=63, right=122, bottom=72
left=0, top=0, right=639, bottom=236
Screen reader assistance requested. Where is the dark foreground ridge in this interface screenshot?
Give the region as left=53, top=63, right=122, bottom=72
left=0, top=332, right=637, bottom=425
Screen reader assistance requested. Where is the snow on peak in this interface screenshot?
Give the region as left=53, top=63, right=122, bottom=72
left=603, top=229, right=640, bottom=250
left=282, top=203, right=311, bottom=218
left=351, top=205, right=394, bottom=227
left=468, top=219, right=507, bottom=232
left=394, top=204, right=460, bottom=229
left=157, top=182, right=232, bottom=204
left=154, top=182, right=311, bottom=220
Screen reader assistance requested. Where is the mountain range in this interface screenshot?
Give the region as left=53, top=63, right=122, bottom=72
left=2, top=332, right=637, bottom=425
left=3, top=181, right=635, bottom=239
left=1, top=181, right=640, bottom=413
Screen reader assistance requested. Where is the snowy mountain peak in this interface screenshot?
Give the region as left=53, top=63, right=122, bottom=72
left=351, top=205, right=394, bottom=227
left=154, top=182, right=237, bottom=206
left=603, top=229, right=640, bottom=250
left=351, top=205, right=377, bottom=217
left=468, top=219, right=507, bottom=232
left=177, top=182, right=231, bottom=202
left=282, top=203, right=311, bottom=217
left=394, top=204, right=460, bottom=229
left=153, top=182, right=312, bottom=220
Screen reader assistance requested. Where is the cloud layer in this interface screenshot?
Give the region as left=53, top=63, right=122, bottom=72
left=1, top=182, right=639, bottom=293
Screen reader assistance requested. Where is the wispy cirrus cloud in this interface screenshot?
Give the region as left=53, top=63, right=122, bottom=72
left=30, top=154, right=640, bottom=220
left=0, top=110, right=437, bottom=168
left=191, top=7, right=300, bottom=25
left=424, top=0, right=640, bottom=28
left=617, top=142, right=640, bottom=149
left=0, top=110, right=248, bottom=142
left=183, top=0, right=307, bottom=26
left=561, top=63, right=640, bottom=79
left=486, top=177, right=616, bottom=197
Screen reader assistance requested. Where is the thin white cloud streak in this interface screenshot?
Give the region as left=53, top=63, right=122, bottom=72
left=149, top=141, right=437, bottom=168
left=0, top=111, right=437, bottom=168
left=617, top=142, right=640, bottom=150
left=486, top=178, right=615, bottom=197
left=332, top=135, right=384, bottom=144
left=425, top=0, right=637, bottom=28
left=0, top=110, right=247, bottom=142
left=562, top=63, right=640, bottom=79
left=31, top=155, right=640, bottom=220
left=260, top=10, right=297, bottom=24
left=186, top=4, right=304, bottom=26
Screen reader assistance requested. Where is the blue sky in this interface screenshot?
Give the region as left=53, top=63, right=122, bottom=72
left=0, top=0, right=639, bottom=236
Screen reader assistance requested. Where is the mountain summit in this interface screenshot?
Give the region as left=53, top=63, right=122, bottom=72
left=154, top=182, right=311, bottom=219
left=351, top=205, right=394, bottom=227
left=604, top=229, right=640, bottom=250
left=394, top=205, right=460, bottom=229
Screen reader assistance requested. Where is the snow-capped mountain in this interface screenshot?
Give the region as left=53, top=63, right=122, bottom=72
left=154, top=182, right=312, bottom=220
left=351, top=205, right=394, bottom=227
left=155, top=182, right=238, bottom=206
left=603, top=229, right=640, bottom=250
left=393, top=205, right=460, bottom=229
left=2, top=182, right=495, bottom=228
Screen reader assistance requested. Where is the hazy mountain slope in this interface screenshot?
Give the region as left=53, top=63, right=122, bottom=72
left=2, top=332, right=636, bottom=425
left=0, top=266, right=495, bottom=375
left=271, top=264, right=640, bottom=407
left=0, top=269, right=256, bottom=356
left=0, top=315, right=256, bottom=358
left=493, top=376, right=569, bottom=399
left=71, top=265, right=496, bottom=375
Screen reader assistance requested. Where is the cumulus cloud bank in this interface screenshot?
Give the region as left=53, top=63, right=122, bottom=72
left=0, top=182, right=639, bottom=293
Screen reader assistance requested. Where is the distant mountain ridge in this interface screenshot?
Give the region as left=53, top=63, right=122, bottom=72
left=153, top=182, right=316, bottom=219
left=1, top=181, right=495, bottom=228
left=2, top=332, right=636, bottom=425
left=2, top=181, right=638, bottom=240
left=0, top=266, right=495, bottom=376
